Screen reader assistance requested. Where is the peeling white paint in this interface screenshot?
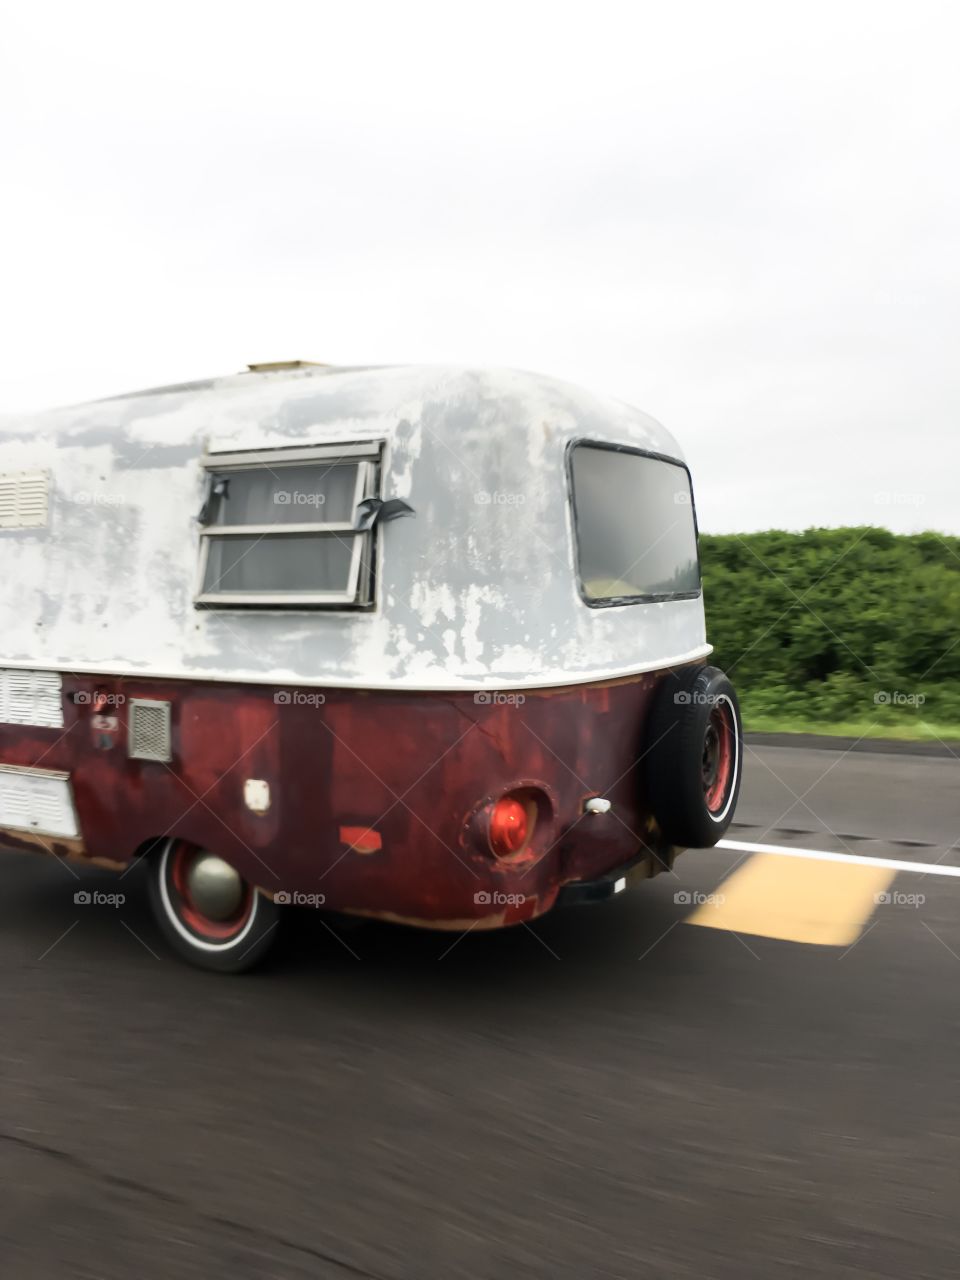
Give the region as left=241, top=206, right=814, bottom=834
left=0, top=365, right=708, bottom=690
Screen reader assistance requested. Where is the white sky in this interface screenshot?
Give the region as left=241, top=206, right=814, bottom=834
left=1, top=0, right=957, bottom=533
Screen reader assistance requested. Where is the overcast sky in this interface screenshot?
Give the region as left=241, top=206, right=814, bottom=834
left=1, top=1, right=957, bottom=533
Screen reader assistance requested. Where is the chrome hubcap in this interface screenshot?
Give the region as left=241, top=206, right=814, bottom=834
left=186, top=853, right=244, bottom=920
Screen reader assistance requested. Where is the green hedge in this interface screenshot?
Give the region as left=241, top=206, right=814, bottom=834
left=699, top=528, right=960, bottom=736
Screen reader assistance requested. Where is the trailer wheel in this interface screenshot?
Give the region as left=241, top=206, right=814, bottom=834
left=148, top=839, right=280, bottom=973
left=644, top=665, right=742, bottom=848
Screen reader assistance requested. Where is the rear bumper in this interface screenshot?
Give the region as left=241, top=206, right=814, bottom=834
left=555, top=849, right=674, bottom=907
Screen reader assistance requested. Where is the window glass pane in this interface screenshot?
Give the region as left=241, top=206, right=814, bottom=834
left=570, top=446, right=700, bottom=600
left=202, top=533, right=356, bottom=596
left=211, top=463, right=360, bottom=526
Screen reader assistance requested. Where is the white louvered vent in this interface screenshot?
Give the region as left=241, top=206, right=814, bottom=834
left=0, top=669, right=64, bottom=728
left=128, top=699, right=172, bottom=762
left=0, top=470, right=49, bottom=530
left=0, top=766, right=79, bottom=838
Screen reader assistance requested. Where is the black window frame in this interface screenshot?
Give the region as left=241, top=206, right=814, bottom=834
left=565, top=438, right=703, bottom=609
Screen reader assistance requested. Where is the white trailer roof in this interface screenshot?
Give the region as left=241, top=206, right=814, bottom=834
left=0, top=365, right=708, bottom=689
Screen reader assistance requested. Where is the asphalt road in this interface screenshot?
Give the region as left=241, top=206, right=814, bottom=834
left=2, top=741, right=959, bottom=1279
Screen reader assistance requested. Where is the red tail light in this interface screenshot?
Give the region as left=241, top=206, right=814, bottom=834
left=490, top=796, right=529, bottom=857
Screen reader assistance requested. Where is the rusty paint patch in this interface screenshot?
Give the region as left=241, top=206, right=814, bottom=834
left=0, top=664, right=685, bottom=927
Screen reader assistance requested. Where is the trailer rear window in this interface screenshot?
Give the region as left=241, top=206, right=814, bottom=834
left=569, top=444, right=700, bottom=603
left=196, top=445, right=380, bottom=607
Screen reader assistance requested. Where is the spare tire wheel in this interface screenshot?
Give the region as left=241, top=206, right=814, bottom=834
left=643, top=664, right=742, bottom=848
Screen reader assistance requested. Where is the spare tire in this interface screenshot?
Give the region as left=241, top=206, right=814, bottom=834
left=643, top=664, right=742, bottom=848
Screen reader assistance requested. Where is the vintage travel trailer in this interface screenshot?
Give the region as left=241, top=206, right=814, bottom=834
left=0, top=363, right=742, bottom=970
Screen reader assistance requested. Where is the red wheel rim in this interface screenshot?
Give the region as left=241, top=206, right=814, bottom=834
left=702, top=700, right=736, bottom=815
left=168, top=842, right=254, bottom=942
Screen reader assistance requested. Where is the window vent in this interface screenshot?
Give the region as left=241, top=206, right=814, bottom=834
left=128, top=699, right=172, bottom=762
left=0, top=470, right=49, bottom=530
left=0, top=669, right=64, bottom=728
left=0, top=765, right=79, bottom=838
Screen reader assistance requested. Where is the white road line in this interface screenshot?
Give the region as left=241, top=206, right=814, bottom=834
left=716, top=839, right=960, bottom=878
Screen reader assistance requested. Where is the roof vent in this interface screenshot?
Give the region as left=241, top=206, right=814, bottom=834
left=246, top=360, right=328, bottom=373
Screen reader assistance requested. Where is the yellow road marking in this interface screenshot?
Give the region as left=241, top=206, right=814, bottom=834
left=687, top=853, right=897, bottom=947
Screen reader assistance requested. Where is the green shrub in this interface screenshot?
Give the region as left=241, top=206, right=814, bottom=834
left=700, top=528, right=960, bottom=737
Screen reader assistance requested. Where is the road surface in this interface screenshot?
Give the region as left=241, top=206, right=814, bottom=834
left=1, top=739, right=958, bottom=1278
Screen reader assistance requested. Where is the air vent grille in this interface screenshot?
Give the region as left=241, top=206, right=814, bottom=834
left=0, top=669, right=64, bottom=727
left=0, top=470, right=49, bottom=529
left=0, top=765, right=79, bottom=838
left=128, top=699, right=172, bottom=762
